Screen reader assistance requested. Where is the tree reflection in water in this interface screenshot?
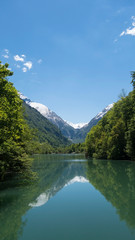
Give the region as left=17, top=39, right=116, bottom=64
left=87, top=159, right=135, bottom=229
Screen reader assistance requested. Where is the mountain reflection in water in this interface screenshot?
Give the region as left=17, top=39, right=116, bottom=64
left=0, top=154, right=135, bottom=240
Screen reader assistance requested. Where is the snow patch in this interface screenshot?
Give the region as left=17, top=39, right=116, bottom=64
left=19, top=92, right=114, bottom=132
left=28, top=102, right=51, bottom=116
left=95, top=103, right=114, bottom=120
left=19, top=92, right=73, bottom=127
left=19, top=92, right=30, bottom=101
left=65, top=121, right=88, bottom=129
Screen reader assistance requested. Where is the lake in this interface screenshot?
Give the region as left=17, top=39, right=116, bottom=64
left=0, top=154, right=135, bottom=240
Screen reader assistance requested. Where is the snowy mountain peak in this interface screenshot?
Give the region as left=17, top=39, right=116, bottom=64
left=29, top=102, right=51, bottom=116
left=19, top=92, right=114, bottom=142
left=65, top=121, right=88, bottom=129
left=19, top=92, right=31, bottom=103
left=19, top=92, right=51, bottom=117
left=95, top=103, right=114, bottom=120
left=19, top=93, right=72, bottom=131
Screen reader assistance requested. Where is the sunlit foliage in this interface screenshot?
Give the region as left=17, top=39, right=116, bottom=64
left=0, top=61, right=33, bottom=180
left=85, top=74, right=135, bottom=160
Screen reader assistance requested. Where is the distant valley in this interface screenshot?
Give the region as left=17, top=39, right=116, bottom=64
left=20, top=93, right=113, bottom=143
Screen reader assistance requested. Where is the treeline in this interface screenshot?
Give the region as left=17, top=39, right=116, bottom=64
left=27, top=142, right=85, bottom=155
left=25, top=141, right=54, bottom=155
left=85, top=75, right=135, bottom=161
left=0, top=62, right=34, bottom=180
left=57, top=143, right=85, bottom=154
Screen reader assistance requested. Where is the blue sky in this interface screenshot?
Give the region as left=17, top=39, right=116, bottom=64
left=1, top=0, right=135, bottom=123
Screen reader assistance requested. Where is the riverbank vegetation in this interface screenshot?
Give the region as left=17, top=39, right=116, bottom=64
left=56, top=143, right=85, bottom=154
left=0, top=62, right=34, bottom=181
left=85, top=74, right=135, bottom=161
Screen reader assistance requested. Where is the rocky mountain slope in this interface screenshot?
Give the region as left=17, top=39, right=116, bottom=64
left=20, top=93, right=113, bottom=143
left=23, top=101, right=70, bottom=147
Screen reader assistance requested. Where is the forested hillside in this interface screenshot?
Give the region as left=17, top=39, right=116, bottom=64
left=72, top=117, right=105, bottom=143
left=73, top=105, right=113, bottom=143
left=85, top=76, right=135, bottom=160
left=23, top=101, right=70, bottom=148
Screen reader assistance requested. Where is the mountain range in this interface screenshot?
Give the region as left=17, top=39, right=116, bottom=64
left=20, top=93, right=113, bottom=144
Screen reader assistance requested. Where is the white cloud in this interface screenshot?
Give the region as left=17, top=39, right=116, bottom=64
left=37, top=59, right=42, bottom=64
left=21, top=54, right=26, bottom=58
left=24, top=61, right=32, bottom=70
left=125, top=28, right=135, bottom=36
left=4, top=49, right=9, bottom=54
left=22, top=67, right=27, bottom=72
left=2, top=54, right=9, bottom=59
left=14, top=55, right=24, bottom=62
left=120, top=16, right=135, bottom=37
left=120, top=31, right=125, bottom=37
left=3, top=49, right=9, bottom=58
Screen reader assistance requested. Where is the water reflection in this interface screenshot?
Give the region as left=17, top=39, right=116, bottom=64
left=29, top=155, right=88, bottom=208
left=0, top=154, right=87, bottom=240
left=87, top=159, right=135, bottom=229
left=0, top=155, right=135, bottom=240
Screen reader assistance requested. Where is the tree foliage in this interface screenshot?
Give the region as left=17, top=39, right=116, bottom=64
left=85, top=75, right=135, bottom=161
left=0, top=61, right=33, bottom=180
left=57, top=142, right=85, bottom=154
left=131, top=71, right=135, bottom=89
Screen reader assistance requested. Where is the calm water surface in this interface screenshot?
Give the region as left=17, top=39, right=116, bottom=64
left=0, top=154, right=135, bottom=240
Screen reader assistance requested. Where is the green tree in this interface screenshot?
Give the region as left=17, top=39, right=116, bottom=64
left=0, top=61, right=33, bottom=180
left=85, top=75, right=135, bottom=160
left=131, top=71, right=135, bottom=89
